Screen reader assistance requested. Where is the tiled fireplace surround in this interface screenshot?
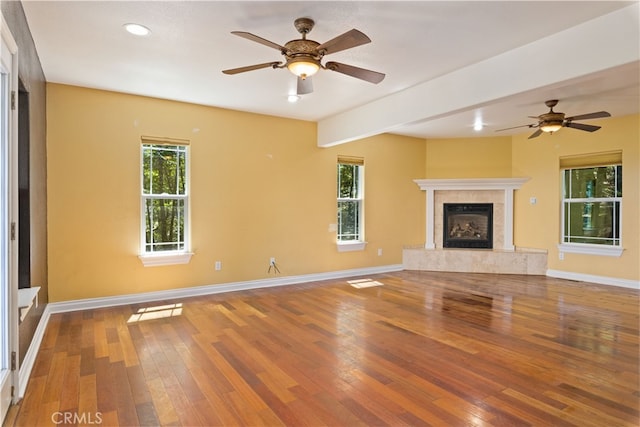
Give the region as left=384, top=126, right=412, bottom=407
left=403, top=178, right=547, bottom=275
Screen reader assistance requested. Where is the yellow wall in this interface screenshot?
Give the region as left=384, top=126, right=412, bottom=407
left=47, top=83, right=638, bottom=302
left=46, top=84, right=426, bottom=302
left=425, top=136, right=512, bottom=178
left=512, top=114, right=639, bottom=282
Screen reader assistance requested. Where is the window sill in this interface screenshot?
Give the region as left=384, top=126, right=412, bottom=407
left=336, top=241, right=367, bottom=252
left=558, top=243, right=623, bottom=257
left=138, top=252, right=194, bottom=267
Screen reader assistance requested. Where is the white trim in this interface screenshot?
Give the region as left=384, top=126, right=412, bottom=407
left=414, top=178, right=529, bottom=192
left=425, top=188, right=435, bottom=249
left=336, top=241, right=367, bottom=252
left=547, top=269, right=639, bottom=290
left=17, top=304, right=50, bottom=398
left=1, top=12, right=19, bottom=414
left=47, top=264, right=404, bottom=314
left=138, top=251, right=193, bottom=267
left=557, top=243, right=623, bottom=257
left=503, top=188, right=515, bottom=251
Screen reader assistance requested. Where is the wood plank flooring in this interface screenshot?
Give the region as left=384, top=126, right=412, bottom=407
left=7, top=271, right=640, bottom=426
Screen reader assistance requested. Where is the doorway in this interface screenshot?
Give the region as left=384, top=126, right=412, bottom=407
left=0, top=15, right=19, bottom=423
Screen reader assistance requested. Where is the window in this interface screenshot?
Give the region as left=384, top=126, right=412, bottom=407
left=560, top=153, right=622, bottom=257
left=337, top=157, right=364, bottom=250
left=139, top=137, right=192, bottom=266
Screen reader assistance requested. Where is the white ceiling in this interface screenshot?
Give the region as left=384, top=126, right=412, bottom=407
left=21, top=1, right=640, bottom=145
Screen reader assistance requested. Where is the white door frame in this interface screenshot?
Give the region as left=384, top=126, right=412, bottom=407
left=0, top=13, right=19, bottom=423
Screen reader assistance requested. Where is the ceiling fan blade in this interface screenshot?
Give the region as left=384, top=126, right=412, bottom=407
left=316, top=29, right=371, bottom=55
left=565, top=122, right=602, bottom=132
left=297, top=76, right=313, bottom=95
left=564, top=111, right=611, bottom=121
left=231, top=31, right=287, bottom=51
left=222, top=61, right=282, bottom=75
left=528, top=129, right=543, bottom=139
left=495, top=124, right=536, bottom=132
left=325, top=61, right=385, bottom=84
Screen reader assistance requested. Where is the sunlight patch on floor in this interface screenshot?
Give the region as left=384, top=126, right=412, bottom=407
left=127, top=303, right=183, bottom=323
left=348, top=278, right=384, bottom=289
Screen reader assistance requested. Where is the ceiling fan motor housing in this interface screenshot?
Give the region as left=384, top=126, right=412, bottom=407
left=539, top=112, right=564, bottom=123
left=283, top=38, right=323, bottom=79
left=284, top=39, right=322, bottom=57
left=539, top=111, right=565, bottom=133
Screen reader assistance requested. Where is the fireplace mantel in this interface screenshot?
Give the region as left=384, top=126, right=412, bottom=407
left=414, top=177, right=529, bottom=251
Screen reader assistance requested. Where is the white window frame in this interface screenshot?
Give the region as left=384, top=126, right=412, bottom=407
left=337, top=159, right=365, bottom=252
left=558, top=163, right=623, bottom=257
left=138, top=139, right=193, bottom=267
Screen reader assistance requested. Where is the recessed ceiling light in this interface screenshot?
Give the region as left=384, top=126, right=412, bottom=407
left=473, top=116, right=483, bottom=131
left=124, top=23, right=151, bottom=36
left=288, top=95, right=301, bottom=103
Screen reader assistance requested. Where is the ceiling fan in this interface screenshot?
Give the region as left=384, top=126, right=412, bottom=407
left=222, top=17, right=385, bottom=95
left=496, top=99, right=611, bottom=139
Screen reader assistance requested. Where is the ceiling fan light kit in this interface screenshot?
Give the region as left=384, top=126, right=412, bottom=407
left=287, top=57, right=320, bottom=79
left=539, top=121, right=563, bottom=134
left=496, top=99, right=611, bottom=139
left=222, top=17, right=385, bottom=96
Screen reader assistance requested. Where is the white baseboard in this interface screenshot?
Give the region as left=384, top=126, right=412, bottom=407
left=46, top=264, right=404, bottom=314
left=546, top=269, right=640, bottom=290
left=18, top=305, right=51, bottom=399
left=16, top=264, right=403, bottom=398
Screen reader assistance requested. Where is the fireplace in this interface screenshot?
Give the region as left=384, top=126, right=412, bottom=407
left=443, top=203, right=493, bottom=249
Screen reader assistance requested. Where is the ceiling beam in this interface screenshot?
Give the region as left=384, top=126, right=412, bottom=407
left=317, top=3, right=640, bottom=147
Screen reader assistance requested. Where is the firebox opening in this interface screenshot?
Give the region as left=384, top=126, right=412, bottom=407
left=443, top=203, right=493, bottom=249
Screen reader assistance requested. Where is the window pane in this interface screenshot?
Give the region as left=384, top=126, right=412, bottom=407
left=564, top=201, right=619, bottom=245
left=338, top=200, right=360, bottom=240
left=143, top=145, right=186, bottom=196
left=144, top=198, right=185, bottom=252
left=338, top=164, right=359, bottom=198
left=594, top=166, right=617, bottom=198
left=567, top=166, right=619, bottom=199
left=153, top=148, right=176, bottom=194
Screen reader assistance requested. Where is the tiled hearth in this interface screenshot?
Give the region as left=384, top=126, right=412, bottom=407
left=404, top=178, right=547, bottom=275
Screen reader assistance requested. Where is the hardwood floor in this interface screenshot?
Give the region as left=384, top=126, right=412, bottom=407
left=7, top=271, right=640, bottom=426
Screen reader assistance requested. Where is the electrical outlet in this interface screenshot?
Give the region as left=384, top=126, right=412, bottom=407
left=270, top=257, right=276, bottom=265
left=215, top=261, right=222, bottom=270
left=377, top=248, right=383, bottom=256
left=558, top=252, right=564, bottom=261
